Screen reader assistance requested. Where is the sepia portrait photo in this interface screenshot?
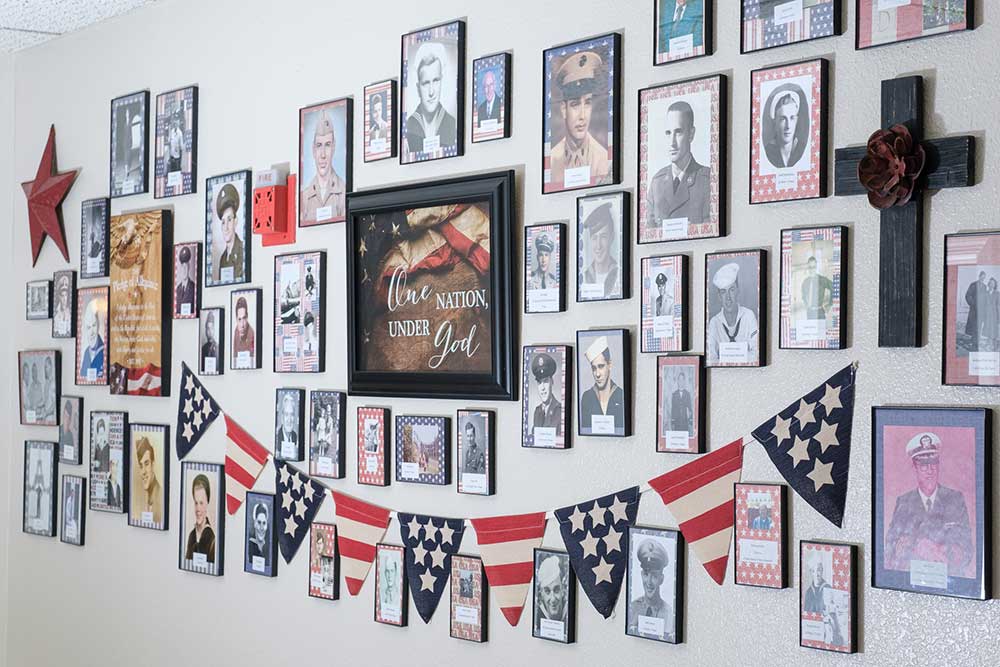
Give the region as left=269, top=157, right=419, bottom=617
left=128, top=423, right=168, bottom=531
left=299, top=98, right=351, bottom=226
left=230, top=288, right=261, bottom=370
left=199, top=307, right=224, bottom=376
left=179, top=461, right=224, bottom=576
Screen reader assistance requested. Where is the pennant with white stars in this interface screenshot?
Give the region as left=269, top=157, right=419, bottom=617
left=398, top=513, right=465, bottom=623
left=274, top=459, right=327, bottom=564
left=175, top=362, right=221, bottom=460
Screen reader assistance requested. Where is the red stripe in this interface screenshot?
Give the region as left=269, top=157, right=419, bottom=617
left=224, top=415, right=269, bottom=463
left=501, top=607, right=524, bottom=626
left=224, top=455, right=257, bottom=490
left=332, top=491, right=391, bottom=527
left=225, top=494, right=242, bottom=515
left=703, top=555, right=729, bottom=585
left=345, top=577, right=364, bottom=596
left=679, top=500, right=734, bottom=543
left=483, top=561, right=533, bottom=586
left=470, top=513, right=547, bottom=545
left=649, top=439, right=744, bottom=504
left=437, top=220, right=491, bottom=276
left=339, top=537, right=376, bottom=564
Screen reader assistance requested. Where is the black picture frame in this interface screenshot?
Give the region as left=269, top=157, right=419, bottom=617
left=205, top=169, right=252, bottom=288
left=524, top=222, right=566, bottom=314
left=273, top=250, right=326, bottom=372
left=51, top=269, right=76, bottom=338
left=110, top=90, right=150, bottom=199
left=309, top=523, right=340, bottom=600
left=178, top=461, right=225, bottom=577
left=456, top=409, right=495, bottom=496
left=18, top=349, right=60, bottom=427
left=655, top=354, right=704, bottom=454
left=230, top=287, right=262, bottom=370
left=363, top=79, right=398, bottom=163
left=576, top=328, right=632, bottom=438
left=394, top=415, right=451, bottom=486
left=298, top=97, right=353, bottom=227
left=245, top=491, right=278, bottom=577
left=199, top=307, right=225, bottom=376
left=58, top=395, right=84, bottom=465
left=532, top=548, right=576, bottom=644
left=779, top=225, right=848, bottom=350
left=704, top=248, right=767, bottom=368
left=25, top=279, right=52, bottom=320
left=624, top=525, right=683, bottom=644
left=75, top=286, right=109, bottom=386
left=88, top=410, right=129, bottom=514
left=23, top=440, right=58, bottom=537
left=576, top=191, right=630, bottom=302
left=358, top=406, right=391, bottom=487
left=274, top=387, right=306, bottom=462
left=127, top=422, right=170, bottom=531
left=733, top=483, right=788, bottom=589
left=653, top=0, right=713, bottom=65
left=172, top=242, right=201, bottom=320
left=309, top=390, right=346, bottom=480
left=741, top=0, right=842, bottom=54
left=60, top=474, right=86, bottom=547
left=799, top=540, right=858, bottom=654
left=640, top=254, right=689, bottom=353
left=471, top=51, right=512, bottom=143
left=80, top=197, right=110, bottom=279
left=855, top=0, right=973, bottom=50
left=521, top=345, right=572, bottom=450
left=450, top=554, right=489, bottom=642
left=375, top=543, right=409, bottom=626
left=153, top=84, right=199, bottom=199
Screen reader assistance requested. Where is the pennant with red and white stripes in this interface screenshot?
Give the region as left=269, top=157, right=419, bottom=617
left=223, top=414, right=271, bottom=515
left=469, top=512, right=547, bottom=627
left=332, top=491, right=392, bottom=596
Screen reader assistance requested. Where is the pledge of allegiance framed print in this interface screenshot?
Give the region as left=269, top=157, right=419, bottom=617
left=346, top=171, right=516, bottom=400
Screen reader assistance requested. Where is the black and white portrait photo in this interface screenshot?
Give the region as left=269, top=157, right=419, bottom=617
left=89, top=411, right=126, bottom=514
left=244, top=492, right=276, bottom=577
left=60, top=475, right=86, bottom=546
left=656, top=356, right=701, bottom=454
left=110, top=90, right=149, bottom=198
left=762, top=83, right=809, bottom=171
left=521, top=346, right=569, bottom=449
left=532, top=549, right=575, bottom=643
left=457, top=409, right=492, bottom=495
left=154, top=86, right=198, bottom=199
left=577, top=192, right=629, bottom=302
left=58, top=395, right=83, bottom=464
left=309, top=390, right=344, bottom=479
left=25, top=280, right=51, bottom=320
left=230, top=288, right=261, bottom=370
left=18, top=350, right=59, bottom=427
left=705, top=250, right=764, bottom=368
left=525, top=223, right=564, bottom=314
left=376, top=543, right=406, bottom=626
left=23, top=441, right=57, bottom=537
left=401, top=20, right=465, bottom=163
left=641, top=255, right=687, bottom=353
left=51, top=270, right=75, bottom=338
left=81, top=198, right=109, bottom=278
left=173, top=242, right=199, bottom=319
left=626, top=526, right=680, bottom=643
left=363, top=80, right=395, bottom=162
left=199, top=308, right=223, bottom=376
left=274, top=388, right=304, bottom=462
left=576, top=329, right=630, bottom=437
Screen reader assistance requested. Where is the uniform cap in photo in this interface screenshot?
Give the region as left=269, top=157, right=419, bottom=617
left=585, top=335, right=609, bottom=363
left=712, top=262, right=740, bottom=289
left=534, top=233, right=554, bottom=253
left=532, top=353, right=556, bottom=381
left=583, top=202, right=614, bottom=235
left=557, top=51, right=602, bottom=99
left=769, top=89, right=800, bottom=120
left=906, top=432, right=941, bottom=462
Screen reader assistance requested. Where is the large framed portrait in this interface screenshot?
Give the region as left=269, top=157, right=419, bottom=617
left=109, top=90, right=149, bottom=198
left=872, top=406, right=991, bottom=601
left=128, top=423, right=169, bottom=531
left=58, top=395, right=83, bottom=464
left=245, top=491, right=278, bottom=577
left=25, top=279, right=51, bottom=320
left=705, top=249, right=766, bottom=368
left=358, top=406, right=390, bottom=486
left=179, top=461, right=224, bottom=576
left=375, top=543, right=408, bottom=626
left=734, top=483, right=787, bottom=588
left=18, top=349, right=59, bottom=426
left=395, top=415, right=450, bottom=486
left=274, top=251, right=325, bottom=372
left=857, top=0, right=972, bottom=49
left=654, top=0, right=711, bottom=64
left=450, top=554, right=488, bottom=642
left=522, top=345, right=571, bottom=449
left=81, top=197, right=110, bottom=279
left=299, top=97, right=352, bottom=226
left=274, top=388, right=305, bottom=462
left=780, top=225, right=846, bottom=349
left=76, top=286, right=109, bottom=386
left=741, top=0, right=841, bottom=53
left=943, top=231, right=1000, bottom=386
left=89, top=410, right=128, bottom=514
left=52, top=270, right=76, bottom=338
left=542, top=32, right=621, bottom=194
left=472, top=52, right=511, bottom=143
left=656, top=354, right=703, bottom=454
left=641, top=255, right=687, bottom=353
left=205, top=170, right=252, bottom=287
left=309, top=523, right=339, bottom=599
left=532, top=548, right=575, bottom=643
left=363, top=79, right=397, bottom=163
left=457, top=409, right=494, bottom=496
left=346, top=171, right=516, bottom=400
left=577, top=191, right=629, bottom=302
left=400, top=19, right=465, bottom=164
left=309, top=390, right=345, bottom=479
left=800, top=540, right=857, bottom=653
left=154, top=85, right=198, bottom=198
left=61, top=475, right=86, bottom=547
left=525, top=223, right=565, bottom=314
left=23, top=441, right=57, bottom=537
left=172, top=242, right=200, bottom=319
left=750, top=58, right=828, bottom=204
left=639, top=74, right=725, bottom=243
left=625, top=525, right=681, bottom=644
left=576, top=329, right=631, bottom=437
left=199, top=307, right=224, bottom=376
left=230, top=287, right=262, bottom=370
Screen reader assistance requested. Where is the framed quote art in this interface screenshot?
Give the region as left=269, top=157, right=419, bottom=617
left=299, top=98, right=352, bottom=226
left=800, top=540, right=857, bottom=653
left=525, top=223, right=565, bottom=314
left=457, top=409, right=494, bottom=496
left=245, top=492, right=278, bottom=577
left=656, top=354, right=703, bottom=454
left=532, top=548, right=575, bottom=644
left=128, top=423, right=169, bottom=531
left=109, top=90, right=149, bottom=198
left=705, top=249, right=766, bottom=368
left=52, top=270, right=75, bottom=339
left=61, top=475, right=86, bottom=547
left=577, top=191, right=629, bottom=302
left=274, top=251, right=325, bottom=372
left=154, top=85, right=198, bottom=198
left=25, top=280, right=50, bottom=320
left=89, top=410, right=128, bottom=514
left=654, top=0, right=711, bottom=65
left=230, top=288, right=262, bottom=370
left=395, top=415, right=450, bottom=486
left=471, top=52, right=510, bottom=143
left=375, top=543, right=407, bottom=626
left=363, top=79, right=396, bottom=163
left=641, top=255, right=687, bottom=353
left=741, top=0, right=841, bottom=53
left=80, top=197, right=109, bottom=279
left=450, top=554, right=488, bottom=642
left=309, top=523, right=339, bottom=599
left=856, top=0, right=972, bottom=50
left=576, top=329, right=631, bottom=437
left=58, top=396, right=83, bottom=464
left=358, top=406, right=390, bottom=486
left=23, top=441, right=57, bottom=537
left=18, top=349, right=59, bottom=426
left=199, top=307, right=224, bottom=376
left=76, top=286, right=108, bottom=386
left=734, top=483, right=787, bottom=588
left=179, top=461, right=224, bottom=577
left=309, top=390, right=345, bottom=479
left=943, top=231, right=1000, bottom=387
left=625, top=525, right=682, bottom=644
left=522, top=345, right=571, bottom=450
left=780, top=225, right=847, bottom=350
left=205, top=170, right=252, bottom=287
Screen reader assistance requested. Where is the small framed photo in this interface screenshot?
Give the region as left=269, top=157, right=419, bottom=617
left=522, top=345, right=571, bottom=449
left=943, top=231, right=1000, bottom=386
left=358, top=406, right=390, bottom=486
left=309, top=523, right=339, bottom=599
left=472, top=52, right=511, bottom=143
left=532, top=548, right=575, bottom=643
left=800, top=540, right=857, bottom=653
left=52, top=270, right=76, bottom=338
left=734, top=483, right=787, bottom=588
left=654, top=0, right=711, bottom=64
left=172, top=242, right=200, bottom=319
left=23, top=441, right=57, bottom=537
left=76, top=286, right=109, bottom=386
left=742, top=0, right=841, bottom=53
left=274, top=251, right=326, bottom=372
left=577, top=191, right=630, bottom=302
left=705, top=249, right=766, bottom=368
left=450, top=554, right=488, bottom=642
left=375, top=543, right=408, bottom=626
left=872, top=406, right=991, bottom=601
left=199, top=307, right=224, bottom=376
left=60, top=475, right=86, bottom=546
left=128, top=423, right=169, bottom=531
left=275, top=388, right=305, bottom=462
left=26, top=280, right=51, bottom=320
left=58, top=396, right=83, bottom=464
left=80, top=197, right=110, bottom=279
left=395, top=415, right=450, bottom=486
left=110, top=90, right=149, bottom=198
left=750, top=58, right=828, bottom=204
left=179, top=461, right=224, bottom=576
left=18, top=349, right=59, bottom=426
left=457, top=409, right=494, bottom=496
left=542, top=32, right=621, bottom=194
left=299, top=97, right=352, bottom=226
left=780, top=226, right=847, bottom=350
left=310, top=390, right=346, bottom=479
left=656, top=355, right=703, bottom=454
left=857, top=0, right=972, bottom=50
left=625, top=525, right=682, bottom=643
left=154, top=85, right=198, bottom=198
left=89, top=410, right=128, bottom=513
left=525, top=223, right=565, bottom=314
left=363, top=79, right=397, bottom=162
left=641, top=255, right=687, bottom=353
left=576, top=329, right=631, bottom=437
left=230, top=287, right=262, bottom=370
left=205, top=170, right=252, bottom=287
left=245, top=492, right=278, bottom=577
left=400, top=19, right=465, bottom=164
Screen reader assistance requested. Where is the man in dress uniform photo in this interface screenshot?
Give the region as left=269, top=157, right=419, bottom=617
left=803, top=552, right=831, bottom=613
left=764, top=87, right=806, bottom=169
left=462, top=420, right=486, bottom=474
left=706, top=262, right=759, bottom=364
left=528, top=233, right=557, bottom=291
left=248, top=502, right=269, bottom=561
left=581, top=203, right=621, bottom=299
left=964, top=270, right=988, bottom=350
left=301, top=111, right=346, bottom=224
left=80, top=300, right=105, bottom=379
left=232, top=296, right=256, bottom=366
left=800, top=255, right=834, bottom=321
left=477, top=69, right=501, bottom=126
left=628, top=538, right=675, bottom=641
left=579, top=335, right=625, bottom=434
left=669, top=370, right=692, bottom=436
left=535, top=553, right=568, bottom=631
left=654, top=272, right=673, bottom=317
left=216, top=183, right=244, bottom=282
left=174, top=245, right=195, bottom=315
left=406, top=43, right=458, bottom=155
left=645, top=100, right=711, bottom=228
left=549, top=51, right=611, bottom=187
left=531, top=352, right=563, bottom=435
left=201, top=310, right=219, bottom=371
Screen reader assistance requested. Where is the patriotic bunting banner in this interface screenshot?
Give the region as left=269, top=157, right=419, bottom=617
left=175, top=362, right=221, bottom=459
left=469, top=512, right=547, bottom=627
left=274, top=460, right=326, bottom=564
left=333, top=491, right=392, bottom=596
left=223, top=414, right=271, bottom=515
left=398, top=513, right=465, bottom=623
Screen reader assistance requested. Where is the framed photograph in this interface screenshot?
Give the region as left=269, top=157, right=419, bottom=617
left=705, top=249, right=766, bottom=368
left=110, top=90, right=149, bottom=198
left=274, top=388, right=305, bottom=461
left=109, top=209, right=173, bottom=397
left=178, top=461, right=224, bottom=576
left=656, top=355, right=703, bottom=454
left=800, top=540, right=857, bottom=653
left=525, top=223, right=565, bottom=314
left=750, top=58, right=828, bottom=204
left=576, top=329, right=631, bottom=437
left=577, top=191, right=629, bottom=302
left=358, top=406, right=390, bottom=486
left=780, top=225, right=846, bottom=349
left=172, top=242, right=200, bottom=319
left=734, top=483, right=787, bottom=588
left=363, top=79, right=396, bottom=162
left=872, top=406, right=991, bottom=600
left=89, top=410, right=128, bottom=514
left=299, top=97, right=352, bottom=226
left=450, top=554, right=488, bottom=642
left=542, top=32, right=621, bottom=194
left=128, top=423, right=169, bottom=531
left=205, top=170, right=252, bottom=287
left=943, top=231, right=1000, bottom=386
left=641, top=255, right=687, bottom=353
left=58, top=396, right=83, bottom=464
left=18, top=349, right=59, bottom=426
left=52, top=270, right=76, bottom=338
left=654, top=0, right=711, bottom=64
left=310, top=390, right=346, bottom=479
left=25, top=280, right=51, bottom=320
left=522, top=345, right=571, bottom=449
left=472, top=52, right=511, bottom=143
left=76, top=286, right=108, bottom=386
left=245, top=492, right=278, bottom=577
left=199, top=307, right=224, bottom=376
left=625, top=525, right=682, bottom=643
left=395, top=415, right=450, bottom=486
left=154, top=85, right=198, bottom=198
left=532, top=548, right=575, bottom=643
left=457, top=409, right=494, bottom=496
left=274, top=251, right=325, bottom=372
left=857, top=0, right=972, bottom=49
left=230, top=287, right=262, bottom=370
left=60, top=475, right=86, bottom=546
left=346, top=171, right=515, bottom=400
left=309, top=523, right=339, bottom=599
left=80, top=197, right=110, bottom=279
left=400, top=19, right=465, bottom=164
left=375, top=543, right=407, bottom=626
left=23, top=441, right=57, bottom=537
left=742, top=0, right=841, bottom=53
left=639, top=74, right=725, bottom=243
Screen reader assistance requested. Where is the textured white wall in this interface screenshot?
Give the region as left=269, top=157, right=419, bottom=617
left=4, top=1, right=999, bottom=665
left=0, top=49, right=13, bottom=667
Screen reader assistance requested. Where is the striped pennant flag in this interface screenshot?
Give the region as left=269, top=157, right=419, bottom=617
left=223, top=414, right=271, bottom=515
left=332, top=491, right=392, bottom=596
left=469, top=512, right=547, bottom=627
left=648, top=437, right=745, bottom=585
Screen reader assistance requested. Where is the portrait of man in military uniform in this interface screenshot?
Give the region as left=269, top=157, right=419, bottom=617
left=401, top=21, right=463, bottom=164
left=762, top=84, right=809, bottom=170
left=523, top=347, right=568, bottom=449
left=645, top=100, right=711, bottom=230
left=577, top=332, right=628, bottom=437
left=230, top=289, right=260, bottom=370
left=363, top=80, right=395, bottom=162
left=577, top=194, right=626, bottom=302
left=173, top=243, right=198, bottom=319
left=206, top=171, right=250, bottom=287
left=705, top=252, right=762, bottom=367
left=626, top=528, right=678, bottom=643
left=525, top=224, right=562, bottom=313
left=199, top=308, right=222, bottom=376
left=299, top=98, right=350, bottom=226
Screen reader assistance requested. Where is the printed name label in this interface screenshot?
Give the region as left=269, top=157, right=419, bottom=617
left=533, top=426, right=556, bottom=448
left=479, top=118, right=499, bottom=132
left=141, top=511, right=154, bottom=524
left=665, top=431, right=689, bottom=450
left=653, top=316, right=675, bottom=339
left=719, top=342, right=750, bottom=363
left=796, top=319, right=827, bottom=341
left=204, top=357, right=217, bottom=374
left=461, top=472, right=487, bottom=495
left=591, top=415, right=616, bottom=435
left=365, top=454, right=378, bottom=473
left=221, top=267, right=234, bottom=283
left=423, top=136, right=441, bottom=153
left=310, top=573, right=324, bottom=589
left=669, top=33, right=694, bottom=58
left=878, top=0, right=911, bottom=9
left=181, top=303, right=192, bottom=316
left=283, top=337, right=298, bottom=354
left=63, top=445, right=74, bottom=460
left=87, top=257, right=101, bottom=274
left=87, top=368, right=98, bottom=382
left=801, top=619, right=826, bottom=643
left=528, top=288, right=560, bottom=313
left=910, top=559, right=948, bottom=589
left=580, top=283, right=604, bottom=300
left=369, top=138, right=387, bottom=154
left=638, top=615, right=665, bottom=637
left=281, top=441, right=298, bottom=460
left=317, top=457, right=334, bottom=475
left=738, top=538, right=780, bottom=566
left=775, top=170, right=799, bottom=191
left=773, top=0, right=804, bottom=25
left=455, top=605, right=479, bottom=624
left=252, top=556, right=265, bottom=573
left=539, top=618, right=565, bottom=640
left=563, top=166, right=591, bottom=188
left=969, top=351, right=1000, bottom=377
left=401, top=462, right=419, bottom=480
left=315, top=205, right=333, bottom=222
left=661, top=217, right=689, bottom=239
left=193, top=553, right=208, bottom=567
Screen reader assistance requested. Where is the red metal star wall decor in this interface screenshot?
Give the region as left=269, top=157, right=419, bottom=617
left=21, top=125, right=79, bottom=266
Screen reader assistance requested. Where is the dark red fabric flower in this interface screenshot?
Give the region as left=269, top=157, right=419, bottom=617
left=858, top=124, right=926, bottom=209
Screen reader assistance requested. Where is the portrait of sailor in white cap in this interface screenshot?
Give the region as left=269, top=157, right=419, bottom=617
left=706, top=261, right=758, bottom=364
left=763, top=84, right=807, bottom=169
left=579, top=334, right=625, bottom=435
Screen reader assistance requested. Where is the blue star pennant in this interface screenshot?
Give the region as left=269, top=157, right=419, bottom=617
left=176, top=361, right=221, bottom=459
left=275, top=459, right=326, bottom=564
left=398, top=513, right=465, bottom=623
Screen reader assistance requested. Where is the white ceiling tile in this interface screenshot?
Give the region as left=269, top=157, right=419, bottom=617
left=0, top=0, right=157, bottom=52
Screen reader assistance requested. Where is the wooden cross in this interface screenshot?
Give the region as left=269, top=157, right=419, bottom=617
left=834, top=76, right=975, bottom=348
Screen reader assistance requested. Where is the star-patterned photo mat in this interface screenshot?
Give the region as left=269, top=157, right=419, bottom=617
left=734, top=483, right=787, bottom=589
left=450, top=555, right=487, bottom=642
left=799, top=541, right=856, bottom=654
left=394, top=416, right=449, bottom=486
left=357, top=407, right=389, bottom=486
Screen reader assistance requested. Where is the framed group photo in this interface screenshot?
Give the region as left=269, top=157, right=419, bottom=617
left=128, top=423, right=169, bottom=531
left=358, top=406, right=390, bottom=486
left=25, top=279, right=51, bottom=320
left=625, top=525, right=682, bottom=643
left=51, top=270, right=76, bottom=339
left=154, top=85, right=198, bottom=198
left=654, top=0, right=711, bottom=64
left=522, top=345, right=571, bottom=449
left=577, top=191, right=629, bottom=302
left=309, top=390, right=345, bottom=479
left=856, top=0, right=972, bottom=50
left=800, top=540, right=857, bottom=653
left=199, top=307, right=224, bottom=375
left=450, top=554, right=488, bottom=642
left=60, top=475, right=86, bottom=547
left=179, top=461, right=224, bottom=576
left=76, top=286, right=108, bottom=385
left=80, top=197, right=109, bottom=279
left=734, top=483, right=787, bottom=588
left=656, top=354, right=703, bottom=454
left=375, top=543, right=407, bottom=626
left=309, top=523, right=339, bottom=599
left=457, top=409, right=494, bottom=496
left=274, top=251, right=325, bottom=372
left=58, top=395, right=83, bottom=464
left=576, top=329, right=631, bottom=437
left=363, top=80, right=396, bottom=163
left=299, top=98, right=352, bottom=226
left=741, top=1, right=841, bottom=53
left=172, top=242, right=200, bottom=319
left=230, top=287, right=262, bottom=370
left=109, top=90, right=149, bottom=198
left=532, top=548, right=575, bottom=643
left=705, top=249, right=766, bottom=368
left=395, top=415, right=450, bottom=486
left=471, top=52, right=511, bottom=143
left=18, top=349, right=59, bottom=426
left=89, top=410, right=128, bottom=514
left=245, top=491, right=278, bottom=577
left=780, top=226, right=847, bottom=350
left=274, top=388, right=305, bottom=462
left=943, top=231, right=1000, bottom=387
left=525, top=223, right=565, bottom=314
left=23, top=441, right=57, bottom=537
left=641, top=255, right=687, bottom=353
left=205, top=170, right=252, bottom=287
